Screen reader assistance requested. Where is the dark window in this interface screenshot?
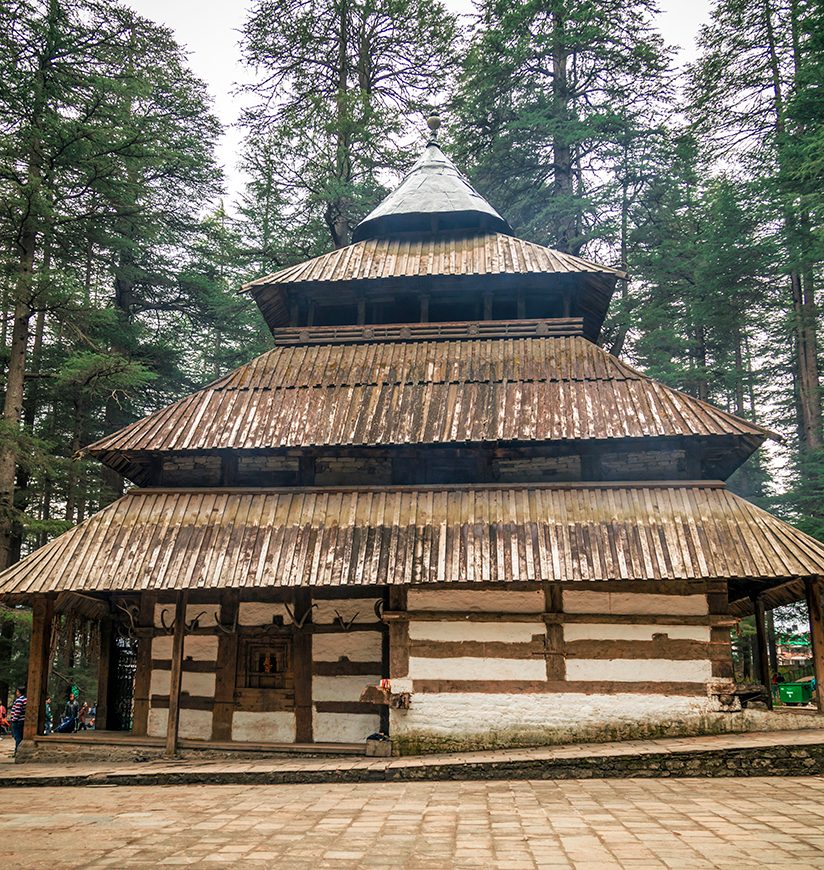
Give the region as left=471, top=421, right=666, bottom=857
left=241, top=639, right=291, bottom=690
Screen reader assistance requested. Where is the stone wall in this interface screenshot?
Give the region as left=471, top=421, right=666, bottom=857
left=389, top=584, right=734, bottom=753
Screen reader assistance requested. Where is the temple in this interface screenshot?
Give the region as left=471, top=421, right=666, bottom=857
left=2, top=123, right=823, bottom=759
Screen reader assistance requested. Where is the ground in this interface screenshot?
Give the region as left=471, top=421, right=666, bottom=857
left=1, top=777, right=824, bottom=869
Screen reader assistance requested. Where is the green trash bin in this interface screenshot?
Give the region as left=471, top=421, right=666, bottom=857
left=778, top=681, right=814, bottom=705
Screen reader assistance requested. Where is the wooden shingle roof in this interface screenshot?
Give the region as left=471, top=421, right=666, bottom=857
left=242, top=232, right=624, bottom=337
left=1, top=482, right=822, bottom=598
left=82, top=335, right=775, bottom=484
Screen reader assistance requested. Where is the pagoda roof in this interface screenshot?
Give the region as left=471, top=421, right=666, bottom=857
left=352, top=142, right=512, bottom=241
left=243, top=232, right=625, bottom=340
left=1, top=482, right=822, bottom=600
left=82, top=332, right=775, bottom=484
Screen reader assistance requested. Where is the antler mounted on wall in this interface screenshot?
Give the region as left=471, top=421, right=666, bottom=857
left=334, top=609, right=359, bottom=631
left=113, top=600, right=141, bottom=638
left=185, top=610, right=207, bottom=632
left=284, top=602, right=317, bottom=629
left=213, top=609, right=238, bottom=635
left=159, top=608, right=176, bottom=634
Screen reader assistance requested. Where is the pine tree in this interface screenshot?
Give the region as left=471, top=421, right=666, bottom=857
left=451, top=0, right=672, bottom=255
left=239, top=0, right=459, bottom=250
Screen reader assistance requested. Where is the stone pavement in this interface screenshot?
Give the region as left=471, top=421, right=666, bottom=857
left=2, top=728, right=824, bottom=787
left=1, top=775, right=824, bottom=869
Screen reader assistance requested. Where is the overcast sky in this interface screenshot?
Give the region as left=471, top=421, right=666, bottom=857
left=128, top=0, right=713, bottom=200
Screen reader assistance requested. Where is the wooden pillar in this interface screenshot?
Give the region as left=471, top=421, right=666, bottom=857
left=292, top=589, right=313, bottom=744
left=23, top=595, right=54, bottom=740
left=95, top=618, right=112, bottom=731
left=482, top=292, right=493, bottom=321
left=387, top=586, right=409, bottom=680
left=132, top=592, right=157, bottom=736
left=419, top=294, right=429, bottom=323
left=543, top=583, right=565, bottom=681
left=164, top=592, right=188, bottom=757
left=212, top=590, right=240, bottom=741
left=805, top=578, right=824, bottom=713
left=707, top=582, right=734, bottom=680
left=752, top=594, right=773, bottom=708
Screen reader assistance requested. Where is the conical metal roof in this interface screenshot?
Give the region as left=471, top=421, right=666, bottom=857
left=352, top=141, right=513, bottom=242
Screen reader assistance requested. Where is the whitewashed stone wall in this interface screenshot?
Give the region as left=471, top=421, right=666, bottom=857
left=391, top=585, right=722, bottom=751
left=146, top=611, right=219, bottom=741
left=312, top=597, right=382, bottom=744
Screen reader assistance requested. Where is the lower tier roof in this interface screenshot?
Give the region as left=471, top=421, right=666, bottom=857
left=0, top=482, right=821, bottom=598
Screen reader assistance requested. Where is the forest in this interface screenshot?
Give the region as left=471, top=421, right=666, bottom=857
left=0, top=0, right=822, bottom=692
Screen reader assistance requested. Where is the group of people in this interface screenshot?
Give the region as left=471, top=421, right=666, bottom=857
left=1, top=688, right=96, bottom=756
left=46, top=694, right=95, bottom=734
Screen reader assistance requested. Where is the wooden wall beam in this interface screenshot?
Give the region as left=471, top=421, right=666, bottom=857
left=387, top=587, right=408, bottom=679
left=164, top=592, right=188, bottom=757
left=211, top=590, right=239, bottom=741
left=96, top=618, right=112, bottom=731
left=543, top=584, right=565, bottom=680
left=805, top=578, right=824, bottom=714
left=292, top=589, right=313, bottom=743
left=752, top=594, right=773, bottom=709
left=23, top=595, right=54, bottom=741
left=131, top=592, right=157, bottom=736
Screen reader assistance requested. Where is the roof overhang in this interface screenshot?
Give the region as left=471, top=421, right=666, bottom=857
left=1, top=482, right=822, bottom=600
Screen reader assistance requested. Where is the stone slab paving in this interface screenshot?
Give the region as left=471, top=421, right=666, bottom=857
left=1, top=776, right=824, bottom=869
left=2, top=728, right=824, bottom=787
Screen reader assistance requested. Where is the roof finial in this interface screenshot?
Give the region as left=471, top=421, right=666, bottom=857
left=426, top=111, right=441, bottom=143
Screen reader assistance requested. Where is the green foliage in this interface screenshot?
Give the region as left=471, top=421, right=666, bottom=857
left=239, top=0, right=459, bottom=251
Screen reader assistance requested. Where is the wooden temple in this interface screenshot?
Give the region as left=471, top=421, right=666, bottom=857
left=2, top=129, right=824, bottom=759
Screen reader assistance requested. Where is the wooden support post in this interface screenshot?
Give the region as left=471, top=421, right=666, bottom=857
left=482, top=292, right=493, bottom=321
left=707, top=582, right=734, bottom=680
left=387, top=587, right=409, bottom=680
left=292, top=589, right=313, bottom=743
left=419, top=294, right=429, bottom=323
left=805, top=578, right=824, bottom=714
left=543, top=584, right=565, bottom=680
left=212, top=590, right=240, bottom=741
left=165, top=592, right=188, bottom=757
left=379, top=587, right=390, bottom=734
left=752, top=594, right=773, bottom=709
left=132, top=592, right=157, bottom=736
left=23, top=595, right=54, bottom=741
left=95, top=618, right=112, bottom=731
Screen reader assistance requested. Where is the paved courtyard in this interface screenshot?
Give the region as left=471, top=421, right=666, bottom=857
left=1, top=777, right=823, bottom=869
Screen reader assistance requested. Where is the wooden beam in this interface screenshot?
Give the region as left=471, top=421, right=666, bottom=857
left=543, top=584, right=565, bottom=680
left=387, top=587, right=409, bottom=679
left=131, top=592, right=157, bottom=736
left=164, top=591, right=188, bottom=757
left=211, top=590, right=239, bottom=741
left=292, top=589, right=313, bottom=743
left=95, top=618, right=112, bottom=731
left=23, top=595, right=54, bottom=741
left=805, top=578, right=824, bottom=714
left=752, top=595, right=773, bottom=709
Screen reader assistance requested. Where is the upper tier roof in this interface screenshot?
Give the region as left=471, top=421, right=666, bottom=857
left=352, top=142, right=512, bottom=241
left=243, top=231, right=625, bottom=340
left=82, top=333, right=775, bottom=484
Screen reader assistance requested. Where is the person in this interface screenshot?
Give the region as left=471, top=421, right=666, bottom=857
left=78, top=701, right=89, bottom=731
left=44, top=697, right=53, bottom=735
left=0, top=701, right=8, bottom=736
left=56, top=692, right=79, bottom=734
left=8, top=686, right=27, bottom=756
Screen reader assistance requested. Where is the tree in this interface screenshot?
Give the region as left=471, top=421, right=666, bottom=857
left=0, top=0, right=223, bottom=565
left=239, top=0, right=459, bottom=251
left=689, top=0, right=824, bottom=533
left=451, top=0, right=672, bottom=256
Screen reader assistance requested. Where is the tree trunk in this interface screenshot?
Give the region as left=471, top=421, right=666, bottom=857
left=551, top=10, right=574, bottom=253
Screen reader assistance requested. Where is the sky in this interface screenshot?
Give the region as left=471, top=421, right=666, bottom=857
left=128, top=0, right=714, bottom=201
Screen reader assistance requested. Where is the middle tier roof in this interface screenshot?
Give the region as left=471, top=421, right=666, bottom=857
left=84, top=333, right=775, bottom=484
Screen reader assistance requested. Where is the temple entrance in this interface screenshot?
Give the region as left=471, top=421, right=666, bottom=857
left=107, top=634, right=137, bottom=731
